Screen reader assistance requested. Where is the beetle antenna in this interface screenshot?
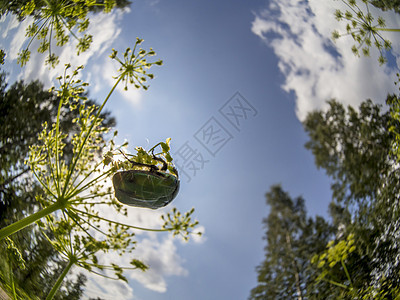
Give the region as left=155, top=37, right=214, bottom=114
left=119, top=149, right=138, bottom=164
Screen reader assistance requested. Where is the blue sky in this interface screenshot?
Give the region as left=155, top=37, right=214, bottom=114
left=1, top=0, right=400, bottom=299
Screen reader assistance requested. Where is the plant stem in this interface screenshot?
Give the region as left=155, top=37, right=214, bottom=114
left=62, top=75, right=123, bottom=198
left=322, top=278, right=349, bottom=290
left=46, top=258, right=75, bottom=300
left=375, top=28, right=400, bottom=32
left=0, top=201, right=64, bottom=241
left=71, top=207, right=169, bottom=232
left=341, top=259, right=353, bottom=288
left=9, top=263, right=17, bottom=300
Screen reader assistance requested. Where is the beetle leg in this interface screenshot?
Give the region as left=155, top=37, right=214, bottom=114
left=171, top=166, right=179, bottom=178
left=119, top=150, right=158, bottom=172
left=151, top=150, right=168, bottom=171
left=150, top=149, right=179, bottom=177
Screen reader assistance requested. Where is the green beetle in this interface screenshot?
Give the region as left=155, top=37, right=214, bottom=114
left=112, top=151, right=180, bottom=209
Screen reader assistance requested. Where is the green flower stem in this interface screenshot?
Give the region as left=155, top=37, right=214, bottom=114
left=71, top=207, right=169, bottom=233
left=54, top=85, right=64, bottom=195
left=66, top=165, right=113, bottom=200
left=0, top=200, right=65, bottom=241
left=62, top=74, right=123, bottom=198
left=341, top=259, right=353, bottom=288
left=83, top=268, right=121, bottom=280
left=9, top=264, right=17, bottom=299
left=0, top=71, right=128, bottom=240
left=46, top=258, right=76, bottom=300
left=322, top=278, right=350, bottom=290
left=374, top=28, right=400, bottom=32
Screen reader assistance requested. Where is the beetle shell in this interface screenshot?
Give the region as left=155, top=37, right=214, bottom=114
left=112, top=170, right=180, bottom=209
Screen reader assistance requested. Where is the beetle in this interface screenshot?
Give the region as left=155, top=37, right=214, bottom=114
left=112, top=151, right=180, bottom=209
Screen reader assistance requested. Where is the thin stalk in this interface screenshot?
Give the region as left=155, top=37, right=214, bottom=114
left=46, top=258, right=75, bottom=300
left=67, top=156, right=106, bottom=189
left=9, top=264, right=17, bottom=300
left=24, top=17, right=50, bottom=52
left=66, top=165, right=113, bottom=200
left=54, top=94, right=64, bottom=195
left=82, top=268, right=121, bottom=280
left=71, top=207, right=169, bottom=232
left=31, top=167, right=57, bottom=199
left=341, top=259, right=353, bottom=288
left=48, top=17, right=54, bottom=58
left=62, top=75, right=124, bottom=198
left=322, top=278, right=350, bottom=290
left=374, top=28, right=400, bottom=32
left=0, top=201, right=64, bottom=240
left=65, top=210, right=101, bottom=241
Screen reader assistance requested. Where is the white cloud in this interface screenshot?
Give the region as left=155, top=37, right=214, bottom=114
left=1, top=14, right=20, bottom=40
left=1, top=9, right=126, bottom=88
left=1, top=9, right=144, bottom=106
left=130, top=235, right=188, bottom=292
left=80, top=234, right=188, bottom=299
left=188, top=225, right=206, bottom=244
left=252, top=0, right=400, bottom=120
left=83, top=271, right=135, bottom=300
left=8, top=16, right=31, bottom=61
left=75, top=203, right=195, bottom=298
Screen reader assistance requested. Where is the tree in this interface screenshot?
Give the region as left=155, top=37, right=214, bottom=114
left=249, top=185, right=334, bottom=300
left=0, top=0, right=131, bottom=18
left=303, top=99, right=395, bottom=206
left=251, top=97, right=400, bottom=299
left=303, top=98, right=400, bottom=296
left=370, top=0, right=400, bottom=14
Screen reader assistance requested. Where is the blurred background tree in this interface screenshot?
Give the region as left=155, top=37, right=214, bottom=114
left=0, top=0, right=132, bottom=20
left=371, top=0, right=400, bottom=14
left=250, top=96, right=400, bottom=299
left=249, top=185, right=334, bottom=299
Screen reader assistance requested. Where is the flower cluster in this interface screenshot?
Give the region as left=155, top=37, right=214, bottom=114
left=17, top=0, right=117, bottom=67
left=332, top=0, right=397, bottom=65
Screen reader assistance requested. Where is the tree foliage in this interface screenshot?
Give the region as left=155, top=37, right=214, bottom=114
left=370, top=0, right=400, bottom=14
left=304, top=98, right=400, bottom=296
left=249, top=185, right=333, bottom=300
left=303, top=99, right=394, bottom=206
left=251, top=96, right=400, bottom=299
